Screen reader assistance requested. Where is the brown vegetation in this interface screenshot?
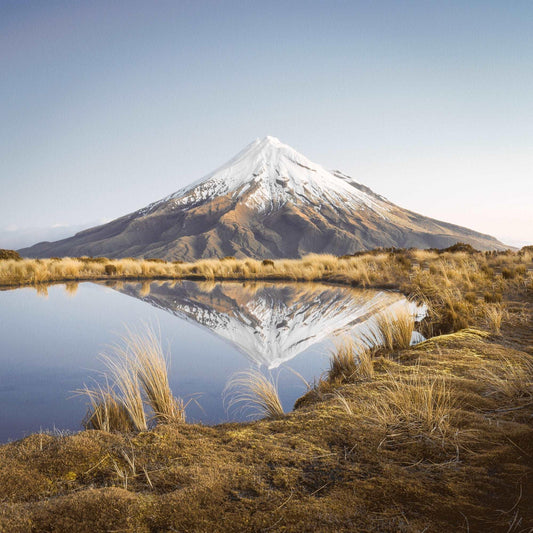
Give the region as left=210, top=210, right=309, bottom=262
left=80, top=326, right=186, bottom=432
left=0, top=248, right=21, bottom=261
left=1, top=329, right=532, bottom=531
left=1, top=246, right=532, bottom=531
left=2, top=247, right=531, bottom=340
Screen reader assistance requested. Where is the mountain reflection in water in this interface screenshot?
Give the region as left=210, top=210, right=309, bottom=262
left=114, top=280, right=421, bottom=369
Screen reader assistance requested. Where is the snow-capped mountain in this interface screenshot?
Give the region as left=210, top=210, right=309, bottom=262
left=116, top=280, right=417, bottom=368
left=145, top=136, right=389, bottom=216
left=21, top=136, right=506, bottom=259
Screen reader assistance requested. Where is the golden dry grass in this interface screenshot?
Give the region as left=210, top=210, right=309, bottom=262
left=373, top=306, right=415, bottom=350
left=1, top=247, right=533, bottom=530
left=98, top=347, right=147, bottom=432
left=80, top=326, right=185, bottom=431
left=483, top=354, right=533, bottom=400
left=223, top=369, right=284, bottom=419
left=80, top=383, right=134, bottom=433
left=121, top=327, right=185, bottom=424
left=2, top=328, right=532, bottom=532
left=328, top=339, right=360, bottom=383
left=371, top=368, right=455, bottom=438
left=2, top=249, right=530, bottom=339
left=328, top=338, right=376, bottom=384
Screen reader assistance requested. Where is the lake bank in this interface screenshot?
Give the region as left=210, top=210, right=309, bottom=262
left=1, top=324, right=531, bottom=531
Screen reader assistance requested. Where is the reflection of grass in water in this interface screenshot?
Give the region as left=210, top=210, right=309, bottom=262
left=139, top=281, right=151, bottom=297
left=64, top=281, right=79, bottom=296
left=35, top=285, right=48, bottom=298
left=79, top=325, right=185, bottom=431
left=223, top=369, right=284, bottom=420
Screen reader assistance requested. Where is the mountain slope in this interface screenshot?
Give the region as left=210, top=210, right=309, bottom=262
left=20, top=136, right=506, bottom=259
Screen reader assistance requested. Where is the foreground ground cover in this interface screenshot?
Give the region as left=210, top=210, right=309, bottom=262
left=1, top=328, right=531, bottom=532
left=0, top=245, right=532, bottom=531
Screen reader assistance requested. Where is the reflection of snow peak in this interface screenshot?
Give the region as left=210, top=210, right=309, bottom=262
left=118, top=281, right=416, bottom=369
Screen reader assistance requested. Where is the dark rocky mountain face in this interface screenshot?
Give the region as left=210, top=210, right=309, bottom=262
left=20, top=136, right=506, bottom=259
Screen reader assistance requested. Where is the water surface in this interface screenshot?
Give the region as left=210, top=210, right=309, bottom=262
left=0, top=280, right=415, bottom=442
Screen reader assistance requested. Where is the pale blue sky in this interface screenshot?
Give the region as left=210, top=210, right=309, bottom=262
left=1, top=1, right=532, bottom=247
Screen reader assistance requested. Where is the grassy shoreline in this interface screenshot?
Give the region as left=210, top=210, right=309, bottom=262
left=2, top=247, right=531, bottom=335
left=1, top=247, right=530, bottom=289
left=1, top=247, right=532, bottom=531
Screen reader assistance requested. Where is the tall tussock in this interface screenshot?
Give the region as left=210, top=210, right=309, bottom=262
left=372, top=306, right=416, bottom=351
left=81, top=383, right=135, bottom=432
left=117, top=327, right=185, bottom=424
left=372, top=367, right=455, bottom=438
left=80, top=325, right=185, bottom=431
left=329, top=338, right=375, bottom=383
left=483, top=355, right=533, bottom=400
left=223, top=369, right=284, bottom=419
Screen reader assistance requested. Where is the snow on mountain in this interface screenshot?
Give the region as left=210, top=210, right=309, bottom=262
left=20, top=135, right=508, bottom=260
left=146, top=136, right=390, bottom=216
left=117, top=280, right=421, bottom=369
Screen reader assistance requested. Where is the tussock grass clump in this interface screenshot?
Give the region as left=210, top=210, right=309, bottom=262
left=373, top=306, right=416, bottom=351
left=80, top=326, right=185, bottom=431
left=328, top=338, right=375, bottom=383
left=98, top=347, right=147, bottom=432
left=223, top=369, right=284, bottom=419
left=484, top=304, right=505, bottom=335
left=483, top=355, right=533, bottom=400
left=328, top=340, right=359, bottom=383
left=81, top=384, right=135, bottom=432
left=123, top=327, right=185, bottom=424
left=372, top=368, right=455, bottom=438
left=483, top=291, right=502, bottom=303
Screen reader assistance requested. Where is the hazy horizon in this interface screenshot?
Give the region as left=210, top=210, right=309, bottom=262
left=2, top=1, right=532, bottom=248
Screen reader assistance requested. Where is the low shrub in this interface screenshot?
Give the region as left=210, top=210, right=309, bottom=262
left=105, top=264, right=118, bottom=275
left=484, top=291, right=502, bottom=303
left=0, top=249, right=22, bottom=261
left=439, top=242, right=479, bottom=254
left=502, top=268, right=515, bottom=280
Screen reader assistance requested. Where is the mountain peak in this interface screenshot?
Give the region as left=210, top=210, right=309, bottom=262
left=161, top=136, right=387, bottom=215
left=20, top=136, right=508, bottom=260
left=260, top=135, right=282, bottom=145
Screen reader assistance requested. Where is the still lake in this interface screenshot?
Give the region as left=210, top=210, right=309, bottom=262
left=0, top=280, right=416, bottom=442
